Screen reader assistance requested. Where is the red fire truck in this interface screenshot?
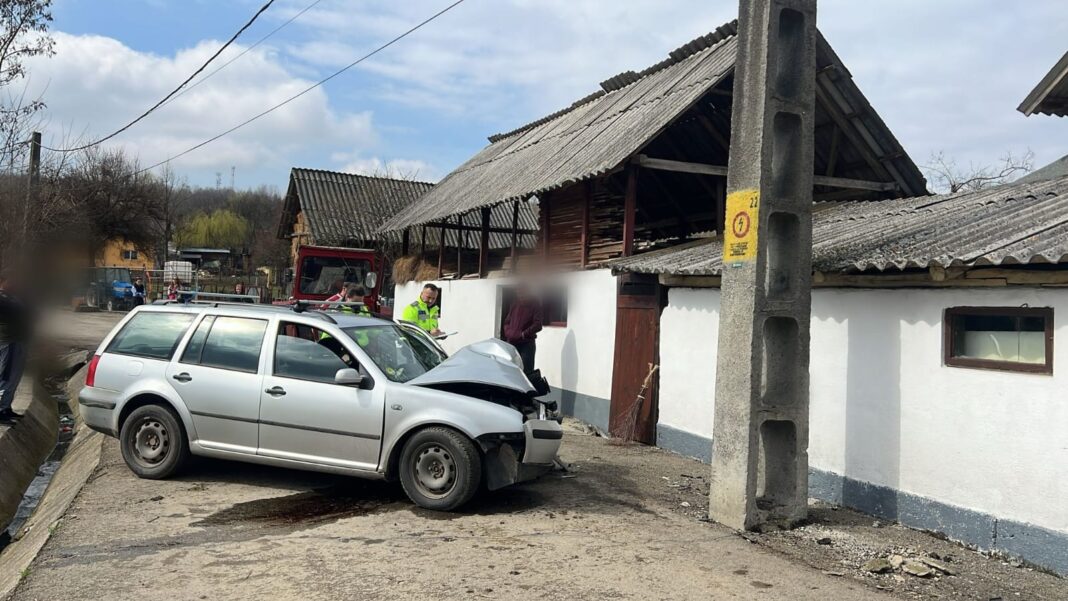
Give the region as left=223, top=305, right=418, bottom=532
left=286, top=245, right=391, bottom=316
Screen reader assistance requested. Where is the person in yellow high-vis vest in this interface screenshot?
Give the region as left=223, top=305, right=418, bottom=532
left=402, top=283, right=442, bottom=336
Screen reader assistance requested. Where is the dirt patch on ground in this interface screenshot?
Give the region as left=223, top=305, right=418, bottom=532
left=598, top=429, right=1066, bottom=600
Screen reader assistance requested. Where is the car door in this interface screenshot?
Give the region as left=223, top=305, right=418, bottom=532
left=257, top=321, right=384, bottom=471
left=167, top=314, right=269, bottom=454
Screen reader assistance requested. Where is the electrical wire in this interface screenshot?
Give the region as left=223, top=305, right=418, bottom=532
left=161, top=0, right=324, bottom=107
left=135, top=0, right=466, bottom=176
left=43, top=0, right=277, bottom=153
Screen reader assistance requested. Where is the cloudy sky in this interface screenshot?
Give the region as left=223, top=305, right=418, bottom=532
left=23, top=0, right=1068, bottom=191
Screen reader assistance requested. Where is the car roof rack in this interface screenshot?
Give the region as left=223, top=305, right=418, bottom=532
left=152, top=299, right=338, bottom=324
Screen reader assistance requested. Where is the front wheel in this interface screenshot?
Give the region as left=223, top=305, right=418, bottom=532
left=119, top=404, right=190, bottom=479
left=398, top=427, right=481, bottom=511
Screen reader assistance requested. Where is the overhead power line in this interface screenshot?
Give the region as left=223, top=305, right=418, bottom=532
left=162, top=0, right=324, bottom=107
left=43, top=0, right=277, bottom=153
left=136, top=0, right=467, bottom=176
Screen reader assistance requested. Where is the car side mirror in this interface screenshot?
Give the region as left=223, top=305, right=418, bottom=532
left=334, top=368, right=365, bottom=387
left=364, top=271, right=377, bottom=290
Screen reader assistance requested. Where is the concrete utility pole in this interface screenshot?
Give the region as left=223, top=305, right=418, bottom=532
left=709, top=0, right=817, bottom=531
left=28, top=132, right=41, bottom=185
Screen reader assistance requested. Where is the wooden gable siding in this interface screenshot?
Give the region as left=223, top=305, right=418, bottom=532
left=540, top=178, right=625, bottom=268
left=588, top=181, right=625, bottom=264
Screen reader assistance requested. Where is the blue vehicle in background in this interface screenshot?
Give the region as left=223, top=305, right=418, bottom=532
left=85, top=267, right=138, bottom=312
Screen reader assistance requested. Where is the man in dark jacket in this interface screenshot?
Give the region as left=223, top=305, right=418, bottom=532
left=0, top=271, right=29, bottom=425
left=502, top=285, right=542, bottom=374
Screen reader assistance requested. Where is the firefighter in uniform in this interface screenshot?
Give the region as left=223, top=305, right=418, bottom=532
left=402, top=283, right=442, bottom=336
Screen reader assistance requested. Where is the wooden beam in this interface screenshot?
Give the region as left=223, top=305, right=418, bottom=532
left=457, top=213, right=465, bottom=276
left=478, top=207, right=490, bottom=278
left=420, top=225, right=427, bottom=256
left=637, top=154, right=895, bottom=192
left=623, top=166, right=637, bottom=257
left=422, top=221, right=536, bottom=235
left=659, top=274, right=721, bottom=288
left=436, top=223, right=445, bottom=279
left=581, top=180, right=591, bottom=268
left=812, top=175, right=897, bottom=192
left=814, top=81, right=895, bottom=182
left=510, top=200, right=520, bottom=267
left=825, top=125, right=841, bottom=177
left=542, top=192, right=551, bottom=262
left=636, top=154, right=727, bottom=177
left=401, top=228, right=410, bottom=256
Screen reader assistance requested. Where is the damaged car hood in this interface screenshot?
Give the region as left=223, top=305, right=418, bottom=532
left=406, top=339, right=536, bottom=395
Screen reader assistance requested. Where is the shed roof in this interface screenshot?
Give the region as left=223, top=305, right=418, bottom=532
left=278, top=168, right=434, bottom=245
left=379, top=20, right=926, bottom=233
left=611, top=174, right=1068, bottom=276
left=1019, top=51, right=1068, bottom=117
left=1018, top=154, right=1068, bottom=184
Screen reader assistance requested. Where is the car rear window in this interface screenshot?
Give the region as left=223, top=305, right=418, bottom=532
left=195, top=316, right=268, bottom=373
left=106, top=312, right=196, bottom=360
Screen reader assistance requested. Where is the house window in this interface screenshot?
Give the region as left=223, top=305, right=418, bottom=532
left=543, top=286, right=568, bottom=327
left=497, top=284, right=568, bottom=336
left=944, top=307, right=1053, bottom=374
left=122, top=249, right=138, bottom=260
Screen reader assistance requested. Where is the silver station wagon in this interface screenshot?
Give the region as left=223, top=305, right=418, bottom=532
left=79, top=303, right=563, bottom=510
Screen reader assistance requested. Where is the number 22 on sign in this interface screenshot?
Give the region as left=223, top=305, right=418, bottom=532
left=724, top=189, right=760, bottom=266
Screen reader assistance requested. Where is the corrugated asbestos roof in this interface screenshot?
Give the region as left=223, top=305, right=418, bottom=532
left=279, top=168, right=434, bottom=245
left=611, top=175, right=1068, bottom=276
left=379, top=23, right=740, bottom=233
left=1019, top=154, right=1068, bottom=184
left=1019, top=51, right=1068, bottom=117
left=379, top=20, right=926, bottom=235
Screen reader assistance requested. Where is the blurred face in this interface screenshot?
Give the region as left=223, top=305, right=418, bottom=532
left=421, top=287, right=438, bottom=305
left=235, top=283, right=244, bottom=293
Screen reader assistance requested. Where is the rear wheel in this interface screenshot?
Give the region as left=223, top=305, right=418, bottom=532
left=398, top=427, right=481, bottom=511
left=119, top=404, right=190, bottom=479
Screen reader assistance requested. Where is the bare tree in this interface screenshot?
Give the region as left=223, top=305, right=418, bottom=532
left=924, top=150, right=1035, bottom=194
left=0, top=0, right=54, bottom=171
left=149, top=164, right=191, bottom=268
left=64, top=148, right=164, bottom=266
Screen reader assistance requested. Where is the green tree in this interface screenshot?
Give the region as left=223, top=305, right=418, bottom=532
left=177, top=209, right=250, bottom=249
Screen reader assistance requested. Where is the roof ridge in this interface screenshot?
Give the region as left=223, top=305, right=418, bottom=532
left=290, top=166, right=436, bottom=187
left=487, top=19, right=738, bottom=144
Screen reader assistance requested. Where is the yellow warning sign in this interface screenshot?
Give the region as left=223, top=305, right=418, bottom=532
left=724, top=188, right=760, bottom=265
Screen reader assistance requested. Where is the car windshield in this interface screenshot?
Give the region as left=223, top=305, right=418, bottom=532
left=299, top=255, right=371, bottom=296
left=343, top=324, right=444, bottom=383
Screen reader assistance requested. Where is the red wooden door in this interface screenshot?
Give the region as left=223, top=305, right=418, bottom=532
left=609, top=275, right=661, bottom=443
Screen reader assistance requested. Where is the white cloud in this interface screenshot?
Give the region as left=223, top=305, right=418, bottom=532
left=279, top=0, right=1068, bottom=178
left=339, top=155, right=436, bottom=181
left=24, top=31, right=378, bottom=177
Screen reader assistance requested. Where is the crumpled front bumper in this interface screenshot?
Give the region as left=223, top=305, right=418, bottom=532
left=478, top=419, right=563, bottom=491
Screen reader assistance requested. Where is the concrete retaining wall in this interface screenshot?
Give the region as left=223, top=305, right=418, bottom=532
left=0, top=384, right=58, bottom=531
left=0, top=367, right=104, bottom=600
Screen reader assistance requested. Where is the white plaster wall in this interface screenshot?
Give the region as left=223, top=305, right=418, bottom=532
left=395, top=269, right=618, bottom=401
left=658, top=286, right=1068, bottom=534
left=658, top=288, right=719, bottom=440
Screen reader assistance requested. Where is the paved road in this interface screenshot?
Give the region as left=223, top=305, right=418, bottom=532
left=40, top=309, right=125, bottom=352
left=13, top=431, right=892, bottom=601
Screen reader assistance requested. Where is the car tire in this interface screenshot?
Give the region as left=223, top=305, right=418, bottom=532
left=399, top=427, right=481, bottom=511
left=119, top=404, right=190, bottom=479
